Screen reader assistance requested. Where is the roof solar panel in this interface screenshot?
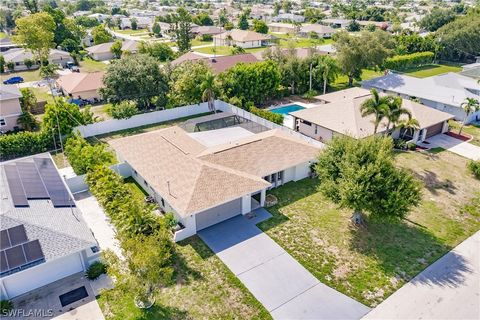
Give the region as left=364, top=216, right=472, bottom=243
left=33, top=158, right=75, bottom=208
left=16, top=162, right=49, bottom=199
left=0, top=251, right=8, bottom=273
left=0, top=230, right=10, bottom=250
left=8, top=225, right=28, bottom=246
left=4, top=165, right=28, bottom=207
left=23, top=240, right=44, bottom=263
left=5, top=245, right=26, bottom=269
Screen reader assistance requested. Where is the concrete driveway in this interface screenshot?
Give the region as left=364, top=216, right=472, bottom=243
left=199, top=210, right=370, bottom=319
left=364, top=231, right=480, bottom=319
left=424, top=134, right=480, bottom=160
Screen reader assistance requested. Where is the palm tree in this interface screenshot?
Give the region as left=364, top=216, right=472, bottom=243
left=398, top=118, right=420, bottom=139
left=201, top=72, right=217, bottom=113
left=384, top=96, right=412, bottom=134
left=459, top=98, right=480, bottom=135
left=360, top=89, right=389, bottom=134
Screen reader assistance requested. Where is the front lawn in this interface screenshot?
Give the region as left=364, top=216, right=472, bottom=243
left=403, top=64, right=462, bottom=78
left=1, top=69, right=42, bottom=82
left=448, top=120, right=480, bottom=147
left=329, top=69, right=384, bottom=92
left=277, top=37, right=334, bottom=48
left=79, top=58, right=109, bottom=72
left=259, top=150, right=480, bottom=307
left=194, top=45, right=232, bottom=55
left=191, top=38, right=213, bottom=47
left=98, top=236, right=270, bottom=319
left=116, top=28, right=149, bottom=35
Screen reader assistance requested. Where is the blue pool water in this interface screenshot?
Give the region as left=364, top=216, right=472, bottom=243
left=270, top=104, right=305, bottom=115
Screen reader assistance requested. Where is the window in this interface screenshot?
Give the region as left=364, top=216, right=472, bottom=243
left=0, top=118, right=6, bottom=126
left=133, top=169, right=137, bottom=175
left=277, top=171, right=283, bottom=180
left=315, top=125, right=318, bottom=134
left=301, top=120, right=312, bottom=126
left=161, top=198, right=165, bottom=207
left=143, top=180, right=148, bottom=187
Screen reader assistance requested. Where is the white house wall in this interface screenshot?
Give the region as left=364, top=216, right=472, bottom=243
left=283, top=166, right=296, bottom=183
left=294, top=162, right=311, bottom=181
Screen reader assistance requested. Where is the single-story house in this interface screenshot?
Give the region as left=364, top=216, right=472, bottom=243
left=1, top=48, right=73, bottom=71
left=321, top=18, right=351, bottom=29
left=460, top=61, right=480, bottom=80
left=291, top=87, right=454, bottom=142
left=0, top=38, right=20, bottom=53
left=0, top=155, right=98, bottom=299
left=171, top=52, right=258, bottom=73
left=191, top=26, right=224, bottom=36
left=272, top=13, right=305, bottom=23
left=213, top=29, right=272, bottom=48
left=86, top=40, right=139, bottom=61
left=0, top=85, right=22, bottom=133
left=119, top=16, right=153, bottom=30
left=109, top=125, right=320, bottom=240
left=253, top=47, right=329, bottom=61
left=87, top=13, right=110, bottom=22
left=299, top=24, right=336, bottom=38
left=268, top=22, right=296, bottom=34
left=55, top=72, right=104, bottom=102
left=362, top=72, right=480, bottom=124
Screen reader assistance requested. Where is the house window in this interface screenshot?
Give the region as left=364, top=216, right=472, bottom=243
left=143, top=180, right=148, bottom=187
left=315, top=125, right=318, bottom=134
left=133, top=169, right=137, bottom=175
left=301, top=120, right=312, bottom=126
left=277, top=171, right=283, bottom=180
left=161, top=198, right=165, bottom=207
left=0, top=118, right=5, bottom=126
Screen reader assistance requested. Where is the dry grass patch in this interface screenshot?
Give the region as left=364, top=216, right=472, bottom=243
left=259, top=150, right=480, bottom=307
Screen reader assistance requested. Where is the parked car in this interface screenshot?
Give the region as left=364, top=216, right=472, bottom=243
left=3, top=76, right=24, bottom=84
left=66, top=62, right=80, bottom=72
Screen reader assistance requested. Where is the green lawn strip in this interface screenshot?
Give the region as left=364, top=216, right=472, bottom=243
left=0, top=31, right=6, bottom=39
left=79, top=59, right=109, bottom=72
left=191, top=39, right=213, bottom=47
left=258, top=150, right=480, bottom=307
left=98, top=236, right=271, bottom=319
left=448, top=120, right=480, bottom=147
left=194, top=45, right=232, bottom=55
left=92, top=112, right=213, bottom=142
left=329, top=69, right=384, bottom=93
left=123, top=176, right=148, bottom=202
left=403, top=64, right=462, bottom=78
left=31, top=86, right=54, bottom=104
left=1, top=69, right=42, bottom=82
left=116, top=28, right=149, bottom=35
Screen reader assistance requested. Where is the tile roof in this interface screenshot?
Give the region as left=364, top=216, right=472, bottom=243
left=292, top=87, right=454, bottom=138
left=109, top=126, right=320, bottom=216
left=56, top=72, right=104, bottom=94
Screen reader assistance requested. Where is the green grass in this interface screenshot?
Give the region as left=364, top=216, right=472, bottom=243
left=191, top=39, right=213, bottom=47
left=116, top=28, right=149, bottom=35
left=79, top=58, right=108, bottom=72
left=98, top=236, right=270, bottom=319
left=258, top=150, right=480, bottom=307
left=403, top=64, right=462, bottom=78
left=329, top=69, right=384, bottom=92
left=31, top=87, right=54, bottom=104
left=194, top=45, right=232, bottom=55
left=94, top=112, right=213, bottom=142
left=1, top=69, right=42, bottom=82
left=448, top=120, right=480, bottom=147
left=123, top=177, right=148, bottom=201
left=0, top=31, right=6, bottom=39
left=277, top=37, right=333, bottom=48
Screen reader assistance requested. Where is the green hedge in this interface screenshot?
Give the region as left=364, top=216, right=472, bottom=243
left=249, top=106, right=284, bottom=125
left=0, top=131, right=53, bottom=161
left=384, top=52, right=434, bottom=71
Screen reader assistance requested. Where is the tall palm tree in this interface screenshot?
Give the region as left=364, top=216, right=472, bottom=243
left=384, top=96, right=412, bottom=134
left=398, top=118, right=420, bottom=139
left=459, top=98, right=480, bottom=135
left=360, top=89, right=389, bottom=134
left=201, top=72, right=217, bottom=113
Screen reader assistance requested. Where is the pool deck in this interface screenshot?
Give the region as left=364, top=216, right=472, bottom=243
left=269, top=102, right=319, bottom=129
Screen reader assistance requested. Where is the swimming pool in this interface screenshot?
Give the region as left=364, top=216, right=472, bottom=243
left=270, top=104, right=305, bottom=115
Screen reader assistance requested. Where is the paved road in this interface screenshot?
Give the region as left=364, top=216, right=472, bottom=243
left=364, top=231, right=480, bottom=319
left=199, top=211, right=370, bottom=319
left=425, top=134, right=480, bottom=160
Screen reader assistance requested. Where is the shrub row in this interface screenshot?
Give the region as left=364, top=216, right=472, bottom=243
left=468, top=160, right=480, bottom=179
left=384, top=51, right=434, bottom=71
left=248, top=106, right=284, bottom=125
left=0, top=131, right=53, bottom=161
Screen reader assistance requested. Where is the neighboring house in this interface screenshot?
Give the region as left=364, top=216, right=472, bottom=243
left=87, top=13, right=110, bottom=22
left=213, top=29, right=272, bottom=48
left=171, top=52, right=258, bottom=73
left=299, top=24, right=336, bottom=38
left=363, top=72, right=480, bottom=123
left=56, top=72, right=104, bottom=102
left=290, top=87, right=453, bottom=142
left=109, top=123, right=320, bottom=240
left=0, top=85, right=22, bottom=133
left=321, top=18, right=351, bottom=28
left=119, top=16, right=153, bottom=29
left=86, top=40, right=138, bottom=61
left=191, top=26, right=224, bottom=36
left=0, top=155, right=98, bottom=300
left=460, top=61, right=480, bottom=80
left=1, top=48, right=73, bottom=71
left=268, top=22, right=296, bottom=33
left=0, top=38, right=20, bottom=53
left=272, top=13, right=305, bottom=23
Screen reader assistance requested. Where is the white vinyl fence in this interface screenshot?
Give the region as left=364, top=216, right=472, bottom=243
left=65, top=163, right=132, bottom=194
left=74, top=102, right=211, bottom=138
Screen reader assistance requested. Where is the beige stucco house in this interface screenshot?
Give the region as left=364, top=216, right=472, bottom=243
left=1, top=48, right=73, bottom=71
left=0, top=85, right=22, bottom=132
left=85, top=40, right=138, bottom=61
left=56, top=72, right=104, bottom=102
left=291, top=87, right=454, bottom=143
left=213, top=29, right=271, bottom=48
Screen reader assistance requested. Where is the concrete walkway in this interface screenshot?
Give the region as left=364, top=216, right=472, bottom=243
left=364, top=231, right=480, bottom=319
left=423, top=134, right=480, bottom=160
left=199, top=209, right=370, bottom=319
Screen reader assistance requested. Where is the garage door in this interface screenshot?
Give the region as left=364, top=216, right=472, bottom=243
left=196, top=198, right=242, bottom=231
left=426, top=122, right=444, bottom=138
left=2, top=253, right=84, bottom=299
